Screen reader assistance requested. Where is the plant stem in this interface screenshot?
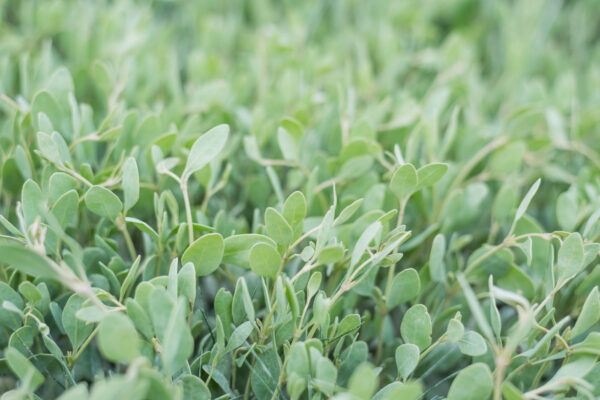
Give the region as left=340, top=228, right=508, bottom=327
left=69, top=327, right=99, bottom=368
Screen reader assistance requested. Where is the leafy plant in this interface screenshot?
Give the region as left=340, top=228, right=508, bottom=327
left=1, top=0, right=600, bottom=399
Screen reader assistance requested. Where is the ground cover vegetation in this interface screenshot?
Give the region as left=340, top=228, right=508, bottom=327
left=1, top=0, right=600, bottom=399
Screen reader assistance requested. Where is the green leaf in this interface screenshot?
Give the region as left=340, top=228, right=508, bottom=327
left=5, top=347, right=45, bottom=391
left=395, top=343, right=419, bottom=380
left=571, top=287, right=600, bottom=338
left=556, top=232, right=584, bottom=283
left=182, top=124, right=229, bottom=180
left=223, top=234, right=277, bottom=268
left=400, top=304, right=432, bottom=351
left=22, top=179, right=44, bottom=227
left=446, top=317, right=465, bottom=343
left=429, top=234, right=446, bottom=283
left=182, top=233, right=224, bottom=276
left=334, top=198, right=364, bottom=226
left=36, top=131, right=63, bottom=165
left=178, top=262, right=196, bottom=302
left=225, top=321, right=253, bottom=352
left=98, top=312, right=140, bottom=363
left=282, top=191, right=307, bottom=227
left=265, top=207, right=293, bottom=246
left=122, top=157, right=140, bottom=212
left=180, top=375, right=211, bottom=400
left=249, top=242, right=281, bottom=279
left=338, top=314, right=361, bottom=336
left=18, top=281, right=42, bottom=304
left=348, top=362, right=378, bottom=400
left=0, top=244, right=56, bottom=279
left=62, top=295, right=94, bottom=351
left=512, top=178, right=541, bottom=227
left=386, top=268, right=420, bottom=309
left=85, top=186, right=123, bottom=220
left=51, top=189, right=79, bottom=228
left=351, top=221, right=382, bottom=268
left=317, top=244, right=345, bottom=264
left=416, top=162, right=448, bottom=189
left=458, top=331, right=487, bottom=356
left=390, top=164, right=417, bottom=200
left=447, top=363, right=493, bottom=400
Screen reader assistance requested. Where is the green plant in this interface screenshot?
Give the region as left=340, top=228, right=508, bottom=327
left=1, top=0, right=600, bottom=399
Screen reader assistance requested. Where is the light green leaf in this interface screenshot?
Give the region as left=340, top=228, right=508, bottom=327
left=386, top=268, right=420, bottom=309
left=416, top=162, right=448, bottom=189
left=512, top=178, right=541, bottom=227
left=429, top=234, right=446, bottom=283
left=282, top=191, right=307, bottom=227
left=390, top=164, right=417, bottom=200
left=395, top=343, right=419, bottom=380
left=351, top=221, right=382, bottom=268
left=0, top=244, right=56, bottom=279
left=182, top=233, right=224, bottom=276
left=98, top=312, right=140, bottom=363
left=178, top=262, right=196, bottom=303
left=182, top=124, right=229, bottom=180
left=400, top=304, right=432, bottom=351
left=225, top=321, right=253, bottom=352
left=85, top=186, right=123, bottom=221
left=5, top=347, right=44, bottom=391
left=571, top=287, right=600, bottom=338
left=249, top=242, right=281, bottom=279
left=51, top=189, right=79, bottom=228
left=447, top=363, right=493, bottom=400
left=458, top=331, right=487, bottom=356
left=265, top=207, right=293, bottom=246
left=556, top=232, right=584, bottom=283
left=348, top=362, right=378, bottom=400
left=122, top=157, right=139, bottom=212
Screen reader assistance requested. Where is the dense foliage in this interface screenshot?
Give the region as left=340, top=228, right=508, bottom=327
left=1, top=0, right=600, bottom=399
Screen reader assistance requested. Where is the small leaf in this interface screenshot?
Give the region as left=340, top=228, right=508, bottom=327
left=400, top=304, right=432, bottom=351
left=265, top=207, right=293, bottom=246
left=458, top=331, right=488, bottom=356
left=513, top=178, right=541, bottom=227
left=338, top=314, right=361, bottom=336
left=447, top=363, right=493, bottom=400
left=225, top=321, right=253, bottom=352
left=122, top=157, right=140, bottom=212
left=0, top=244, right=56, bottom=279
left=571, top=287, right=600, bottom=338
left=429, top=234, right=446, bottom=283
left=416, top=162, right=448, bottom=189
left=98, top=312, right=140, bottom=363
left=52, top=189, right=79, bottom=228
left=348, top=362, right=378, bottom=400
left=85, top=186, right=123, bottom=220
left=182, top=233, right=224, bottom=276
left=178, top=262, right=196, bottom=303
left=556, top=232, right=584, bottom=283
left=390, top=164, right=417, bottom=200
left=36, top=131, right=63, bottom=165
left=282, top=191, right=307, bottom=227
left=183, top=124, right=229, bottom=180
left=317, top=244, right=345, bottom=264
left=351, top=221, right=382, bottom=268
left=386, top=268, right=420, bottom=309
left=5, top=347, right=44, bottom=391
left=395, top=344, right=419, bottom=380
left=446, top=317, right=464, bottom=343
left=249, top=243, right=281, bottom=279
left=334, top=198, right=364, bottom=226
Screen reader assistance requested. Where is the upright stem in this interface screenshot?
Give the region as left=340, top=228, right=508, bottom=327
left=181, top=179, right=194, bottom=245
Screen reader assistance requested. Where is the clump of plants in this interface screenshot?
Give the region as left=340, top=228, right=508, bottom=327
left=1, top=1, right=600, bottom=399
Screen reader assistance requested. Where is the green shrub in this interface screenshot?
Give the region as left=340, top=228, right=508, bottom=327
left=1, top=1, right=600, bottom=399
